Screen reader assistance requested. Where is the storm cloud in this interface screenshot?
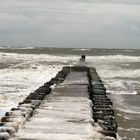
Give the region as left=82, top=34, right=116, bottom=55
left=0, top=0, right=140, bottom=48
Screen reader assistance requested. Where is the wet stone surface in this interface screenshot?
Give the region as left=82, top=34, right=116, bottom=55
left=10, top=71, right=103, bottom=140
left=0, top=66, right=117, bottom=140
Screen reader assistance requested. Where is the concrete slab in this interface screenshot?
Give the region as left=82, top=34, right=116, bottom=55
left=11, top=71, right=103, bottom=140
left=63, top=72, right=88, bottom=85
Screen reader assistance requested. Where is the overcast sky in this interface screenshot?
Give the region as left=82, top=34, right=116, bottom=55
left=0, top=0, right=140, bottom=48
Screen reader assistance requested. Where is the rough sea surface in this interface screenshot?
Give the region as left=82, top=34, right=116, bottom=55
left=0, top=47, right=140, bottom=140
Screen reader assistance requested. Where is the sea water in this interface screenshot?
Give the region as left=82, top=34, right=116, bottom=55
left=0, top=47, right=140, bottom=140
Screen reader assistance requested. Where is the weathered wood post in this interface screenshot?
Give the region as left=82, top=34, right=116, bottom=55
left=80, top=55, right=86, bottom=62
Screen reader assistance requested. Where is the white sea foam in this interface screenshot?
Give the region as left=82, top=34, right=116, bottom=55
left=72, top=48, right=91, bottom=51
left=118, top=127, right=140, bottom=131
left=108, top=91, right=137, bottom=95
left=103, top=78, right=139, bottom=96
left=0, top=132, right=10, bottom=139
left=87, top=55, right=140, bottom=63
left=11, top=133, right=102, bottom=140
left=0, top=51, right=140, bottom=139
left=109, top=94, right=140, bottom=116
left=123, top=50, right=134, bottom=52
left=0, top=53, right=140, bottom=112
left=117, top=108, right=140, bottom=115
left=0, top=52, right=82, bottom=118
left=0, top=67, right=61, bottom=113
left=0, top=53, right=66, bottom=117
left=0, top=52, right=79, bottom=63
left=98, top=69, right=140, bottom=78
left=86, top=55, right=140, bottom=81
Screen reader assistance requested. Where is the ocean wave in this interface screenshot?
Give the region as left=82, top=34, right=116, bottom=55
left=0, top=51, right=140, bottom=126
left=72, top=48, right=91, bottom=51
left=118, top=127, right=140, bottom=131
left=0, top=46, right=35, bottom=49
left=117, top=108, right=140, bottom=115
left=99, top=69, right=140, bottom=78
left=122, top=49, right=134, bottom=52
left=107, top=90, right=138, bottom=95
left=0, top=64, right=62, bottom=118
left=87, top=55, right=140, bottom=62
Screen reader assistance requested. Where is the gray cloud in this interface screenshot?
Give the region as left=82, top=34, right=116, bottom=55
left=0, top=0, right=140, bottom=48
left=70, top=0, right=140, bottom=5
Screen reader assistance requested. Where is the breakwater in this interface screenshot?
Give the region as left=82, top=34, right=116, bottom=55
left=0, top=66, right=117, bottom=140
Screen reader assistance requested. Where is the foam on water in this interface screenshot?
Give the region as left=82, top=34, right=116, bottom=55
left=0, top=50, right=140, bottom=139
left=108, top=93, right=140, bottom=116
left=98, top=69, right=140, bottom=78
left=0, top=52, right=83, bottom=118
left=0, top=53, right=73, bottom=117
left=12, top=90, right=103, bottom=139
left=122, top=50, right=134, bottom=53
left=0, top=66, right=60, bottom=116
left=1, top=52, right=140, bottom=113
left=104, top=79, right=139, bottom=95
left=107, top=90, right=137, bottom=95
left=72, top=48, right=91, bottom=51
left=87, top=55, right=140, bottom=62
left=117, top=108, right=140, bottom=115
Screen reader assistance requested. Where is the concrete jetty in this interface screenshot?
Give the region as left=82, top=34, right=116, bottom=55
left=0, top=66, right=117, bottom=140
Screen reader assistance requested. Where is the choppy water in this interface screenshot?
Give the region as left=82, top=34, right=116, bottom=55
left=0, top=47, right=140, bottom=140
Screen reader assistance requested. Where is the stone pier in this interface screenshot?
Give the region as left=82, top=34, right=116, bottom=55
left=0, top=66, right=117, bottom=140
